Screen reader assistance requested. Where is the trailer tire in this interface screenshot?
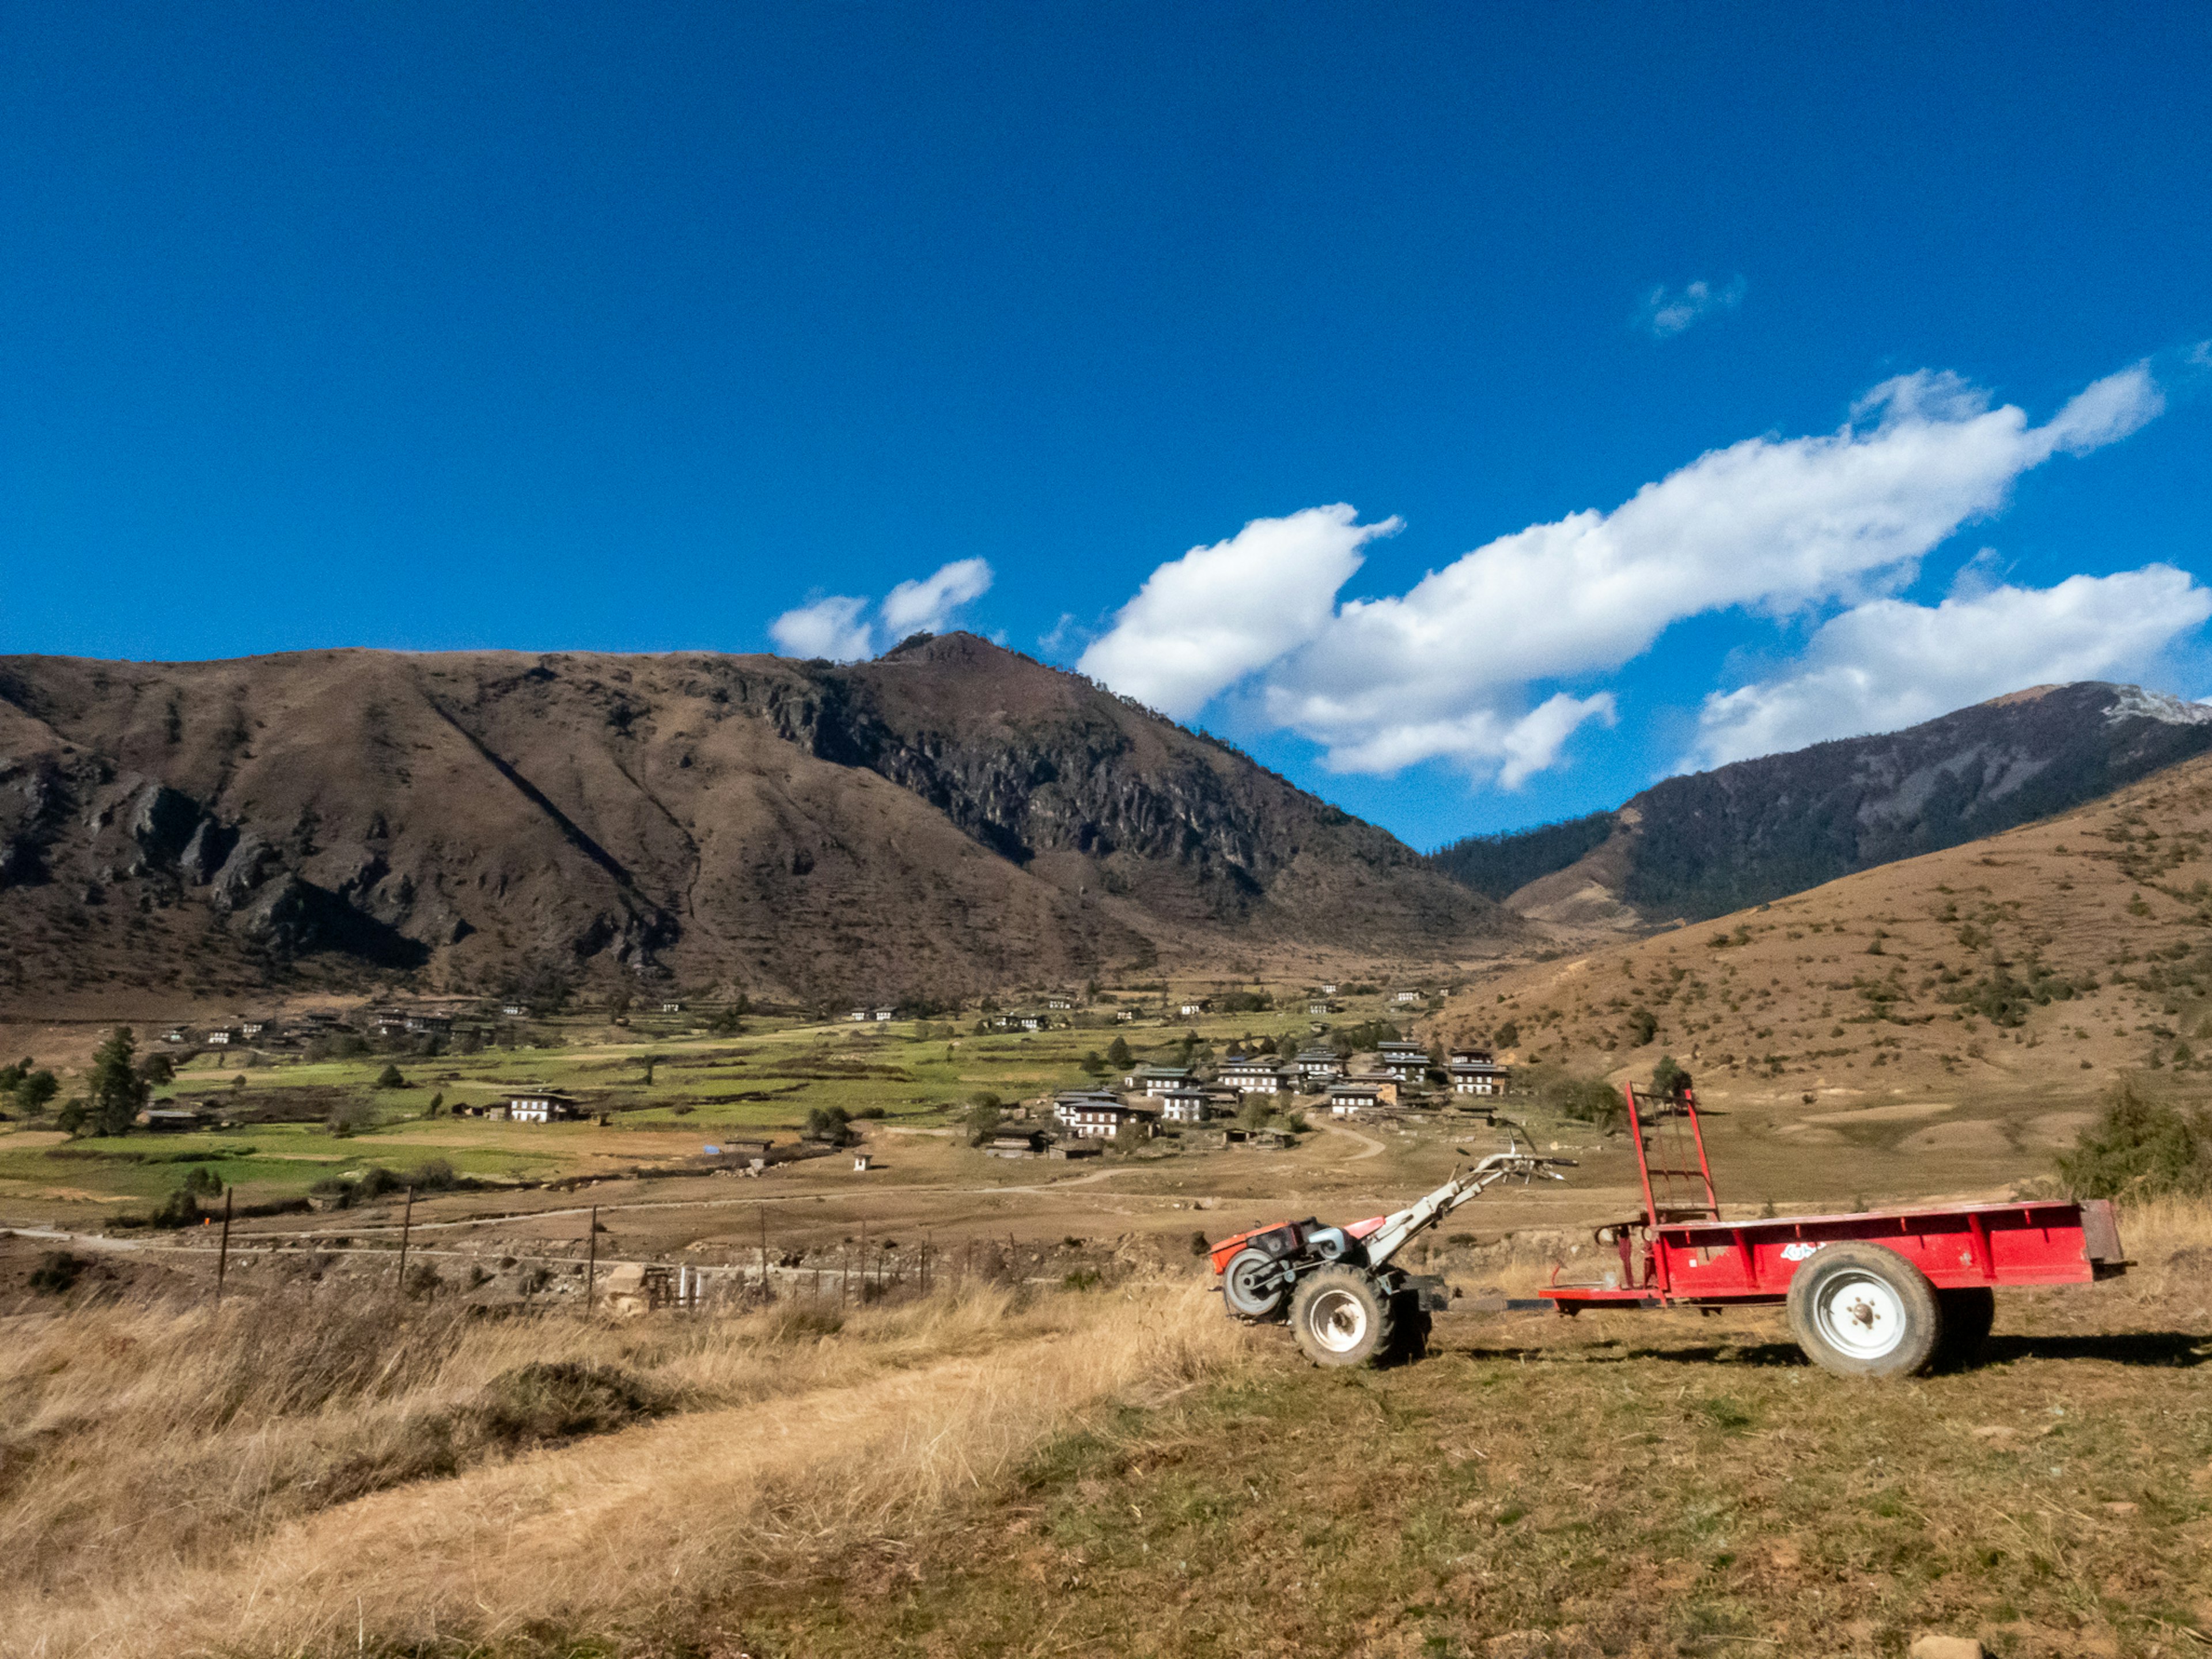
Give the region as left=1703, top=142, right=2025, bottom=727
left=1221, top=1247, right=1291, bottom=1321
left=1289, top=1266, right=1393, bottom=1368
left=1786, top=1243, right=1941, bottom=1379
left=1933, top=1286, right=1996, bottom=1371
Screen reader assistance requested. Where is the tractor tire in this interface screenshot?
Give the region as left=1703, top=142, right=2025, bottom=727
left=1785, top=1243, right=1942, bottom=1379
left=1221, top=1247, right=1291, bottom=1321
left=1933, top=1286, right=1997, bottom=1371
left=1289, top=1265, right=1393, bottom=1368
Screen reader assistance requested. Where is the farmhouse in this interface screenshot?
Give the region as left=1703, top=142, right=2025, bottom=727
left=873, top=1006, right=895, bottom=1022
left=1179, top=998, right=1210, bottom=1017
left=1328, top=1082, right=1385, bottom=1118
left=204, top=1027, right=236, bottom=1046
left=1123, top=1065, right=1192, bottom=1094
left=1293, top=1047, right=1346, bottom=1084
left=1060, top=1099, right=1154, bottom=1141
left=1046, top=994, right=1073, bottom=1010
left=1218, top=1055, right=1290, bottom=1094
left=506, top=1089, right=584, bottom=1123
left=1392, top=988, right=1427, bottom=1006
left=1449, top=1047, right=1512, bottom=1096
left=1376, top=1040, right=1430, bottom=1081
left=1306, top=999, right=1340, bottom=1016
left=1158, top=1086, right=1210, bottom=1124
left=1345, top=1069, right=1401, bottom=1105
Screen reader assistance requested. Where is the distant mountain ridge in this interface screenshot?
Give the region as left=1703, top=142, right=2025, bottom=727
left=0, top=634, right=1514, bottom=1005
left=1429, top=682, right=2212, bottom=929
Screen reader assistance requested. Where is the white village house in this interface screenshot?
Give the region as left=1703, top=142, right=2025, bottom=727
left=1328, top=1081, right=1386, bottom=1118
left=1376, top=1040, right=1430, bottom=1082
left=1293, top=1047, right=1346, bottom=1084
left=1158, top=1086, right=1210, bottom=1124
left=1218, top=1055, right=1291, bottom=1095
left=1449, top=1047, right=1512, bottom=1097
left=507, top=1089, right=584, bottom=1123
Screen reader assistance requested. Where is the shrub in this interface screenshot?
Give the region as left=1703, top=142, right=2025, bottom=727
left=28, top=1251, right=85, bottom=1294
left=469, top=1362, right=670, bottom=1446
left=374, top=1063, right=406, bottom=1089
left=2058, top=1075, right=2212, bottom=1199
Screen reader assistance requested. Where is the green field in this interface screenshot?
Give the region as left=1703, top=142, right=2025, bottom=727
left=0, top=987, right=1420, bottom=1217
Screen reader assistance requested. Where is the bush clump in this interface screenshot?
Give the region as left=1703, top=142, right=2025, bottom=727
left=2058, top=1075, right=2212, bottom=1199
left=467, top=1361, right=669, bottom=1448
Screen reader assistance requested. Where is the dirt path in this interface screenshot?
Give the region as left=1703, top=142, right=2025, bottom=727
left=1321, top=1122, right=1385, bottom=1161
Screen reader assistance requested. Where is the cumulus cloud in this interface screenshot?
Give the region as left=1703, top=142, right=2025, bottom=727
left=1075, top=505, right=1400, bottom=719
left=768, top=558, right=995, bottom=661
left=1067, top=358, right=2174, bottom=786
left=768, top=593, right=874, bottom=661
left=881, top=557, right=994, bottom=638
left=1638, top=276, right=1746, bottom=339
left=1259, top=359, right=2166, bottom=775
left=1686, top=566, right=2212, bottom=770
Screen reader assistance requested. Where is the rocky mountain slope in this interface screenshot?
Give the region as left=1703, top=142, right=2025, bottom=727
left=1431, top=682, right=2212, bottom=929
left=0, top=634, right=1513, bottom=1006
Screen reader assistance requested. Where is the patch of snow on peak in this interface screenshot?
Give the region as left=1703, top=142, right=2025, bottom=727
left=2105, top=684, right=2212, bottom=727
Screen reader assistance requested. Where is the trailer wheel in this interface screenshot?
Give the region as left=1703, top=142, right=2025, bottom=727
left=1289, top=1266, right=1393, bottom=1368
left=1786, top=1244, right=1941, bottom=1379
left=1933, top=1286, right=1996, bottom=1371
left=1221, top=1247, right=1290, bottom=1320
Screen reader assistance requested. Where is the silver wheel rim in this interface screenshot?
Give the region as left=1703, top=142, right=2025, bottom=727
left=1228, top=1256, right=1276, bottom=1312
left=1815, top=1271, right=1906, bottom=1359
left=1306, top=1286, right=1370, bottom=1353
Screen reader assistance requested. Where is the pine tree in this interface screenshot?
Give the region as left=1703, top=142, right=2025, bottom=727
left=88, top=1028, right=146, bottom=1137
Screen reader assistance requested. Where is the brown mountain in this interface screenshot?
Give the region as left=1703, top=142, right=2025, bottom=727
left=1429, top=681, right=2212, bottom=931
left=0, top=634, right=1513, bottom=1006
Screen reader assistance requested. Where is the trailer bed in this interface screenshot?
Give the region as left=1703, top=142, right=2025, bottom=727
left=1542, top=1195, right=2126, bottom=1310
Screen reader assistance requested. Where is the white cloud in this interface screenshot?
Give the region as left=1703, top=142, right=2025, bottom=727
left=768, top=594, right=874, bottom=661
left=881, top=557, right=994, bottom=638
left=1075, top=505, right=1401, bottom=719
left=1638, top=276, right=1746, bottom=339
left=769, top=557, right=995, bottom=662
left=1253, top=359, right=2166, bottom=777
left=1688, top=565, right=2212, bottom=769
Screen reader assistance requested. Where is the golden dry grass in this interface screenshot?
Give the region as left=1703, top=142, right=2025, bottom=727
left=0, top=1278, right=1247, bottom=1659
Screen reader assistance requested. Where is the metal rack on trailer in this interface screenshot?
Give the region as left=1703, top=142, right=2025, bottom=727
left=1540, top=1083, right=2129, bottom=1376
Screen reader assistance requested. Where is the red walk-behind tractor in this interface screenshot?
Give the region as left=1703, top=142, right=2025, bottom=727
left=1207, top=1145, right=1573, bottom=1367
left=1212, top=1084, right=2130, bottom=1378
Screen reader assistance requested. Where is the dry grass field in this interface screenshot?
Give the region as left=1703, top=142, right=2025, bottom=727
left=1, top=1198, right=2206, bottom=1659
left=1452, top=752, right=2212, bottom=1123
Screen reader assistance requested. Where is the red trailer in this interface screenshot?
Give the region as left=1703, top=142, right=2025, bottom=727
left=1541, top=1084, right=2128, bottom=1376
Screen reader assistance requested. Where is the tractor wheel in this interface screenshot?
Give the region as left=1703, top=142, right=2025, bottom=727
left=1933, top=1286, right=1997, bottom=1371
left=1221, top=1247, right=1290, bottom=1321
left=1785, top=1243, right=1941, bottom=1379
left=1289, top=1265, right=1393, bottom=1368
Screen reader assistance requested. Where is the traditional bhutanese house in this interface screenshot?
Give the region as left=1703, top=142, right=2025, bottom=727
left=1345, top=1069, right=1400, bottom=1105
left=1376, top=1040, right=1430, bottom=1082
left=1115, top=1009, right=1137, bottom=1022
left=1123, top=1065, right=1192, bottom=1095
left=240, top=1019, right=270, bottom=1039
left=1051, top=1089, right=1122, bottom=1127
left=1449, top=1048, right=1512, bottom=1096
left=1158, top=1086, right=1210, bottom=1124
left=500, top=1002, right=528, bottom=1017
left=1306, top=998, right=1340, bottom=1016
left=1046, top=994, right=1073, bottom=1010
left=404, top=1012, right=453, bottom=1035
left=661, top=1000, right=684, bottom=1013
left=1392, top=988, right=1427, bottom=1006
left=161, top=1027, right=188, bottom=1044
left=506, top=1089, right=584, bottom=1123
left=1328, top=1081, right=1385, bottom=1118
left=849, top=1007, right=870, bottom=1022
left=1293, top=1047, right=1346, bottom=1084
left=1061, top=1100, right=1154, bottom=1141
left=1218, top=1055, right=1290, bottom=1095
left=1320, top=982, right=1339, bottom=995
left=873, top=1006, right=895, bottom=1022
left=204, top=1027, right=237, bottom=1046
left=138, top=1104, right=210, bottom=1132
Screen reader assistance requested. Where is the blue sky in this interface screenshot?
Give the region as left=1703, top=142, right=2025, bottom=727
left=3, top=5, right=2209, bottom=849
